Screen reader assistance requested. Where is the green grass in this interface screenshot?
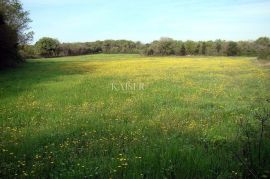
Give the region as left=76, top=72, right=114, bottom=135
left=0, top=54, right=269, bottom=178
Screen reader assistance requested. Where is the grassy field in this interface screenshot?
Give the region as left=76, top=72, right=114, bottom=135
left=0, top=54, right=270, bottom=178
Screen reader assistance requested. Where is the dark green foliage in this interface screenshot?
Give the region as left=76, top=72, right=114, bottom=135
left=0, top=0, right=32, bottom=68
left=144, top=44, right=154, bottom=56
left=58, top=40, right=140, bottom=57
left=258, top=52, right=270, bottom=60
left=216, top=41, right=222, bottom=54
left=237, top=41, right=257, bottom=56
left=194, top=44, right=200, bottom=55
left=227, top=42, right=239, bottom=56
left=201, top=42, right=206, bottom=55
left=0, top=11, right=21, bottom=68
left=255, top=37, right=270, bottom=60
left=146, top=38, right=175, bottom=56
left=59, top=43, right=94, bottom=56
left=185, top=40, right=196, bottom=55
left=180, top=44, right=186, bottom=56
left=35, top=37, right=60, bottom=58
left=0, top=0, right=33, bottom=45
left=255, top=37, right=270, bottom=46
left=101, top=40, right=140, bottom=54
left=141, top=37, right=269, bottom=57
left=19, top=45, right=36, bottom=59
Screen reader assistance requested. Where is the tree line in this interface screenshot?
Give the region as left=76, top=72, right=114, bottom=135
left=24, top=36, right=270, bottom=60
left=27, top=38, right=144, bottom=58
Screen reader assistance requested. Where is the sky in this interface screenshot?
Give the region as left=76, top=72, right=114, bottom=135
left=22, top=0, right=270, bottom=43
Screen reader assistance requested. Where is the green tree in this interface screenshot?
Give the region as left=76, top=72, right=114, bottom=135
left=180, top=44, right=186, bottom=56
left=0, top=12, right=20, bottom=68
left=194, top=44, right=200, bottom=55
left=237, top=41, right=257, bottom=56
left=0, top=0, right=33, bottom=68
left=35, top=37, right=60, bottom=58
left=215, top=40, right=222, bottom=54
left=227, top=41, right=239, bottom=56
left=157, top=37, right=175, bottom=55
left=201, top=42, right=206, bottom=55
left=0, top=0, right=33, bottom=45
left=255, top=37, right=270, bottom=46
left=185, top=40, right=196, bottom=55
left=255, top=37, right=270, bottom=60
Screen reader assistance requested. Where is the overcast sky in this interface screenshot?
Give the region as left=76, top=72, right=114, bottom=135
left=22, top=0, right=270, bottom=43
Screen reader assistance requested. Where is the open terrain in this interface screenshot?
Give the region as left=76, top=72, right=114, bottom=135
left=0, top=54, right=270, bottom=178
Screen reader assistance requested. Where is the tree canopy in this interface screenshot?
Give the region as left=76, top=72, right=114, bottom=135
left=0, top=12, right=20, bottom=68
left=0, top=0, right=33, bottom=68
left=0, top=0, right=33, bottom=45
left=35, top=37, right=60, bottom=58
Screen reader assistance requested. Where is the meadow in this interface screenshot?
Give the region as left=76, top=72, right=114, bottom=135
left=0, top=54, right=270, bottom=178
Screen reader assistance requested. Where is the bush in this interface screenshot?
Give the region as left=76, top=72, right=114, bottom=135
left=258, top=52, right=270, bottom=60
left=19, top=45, right=37, bottom=59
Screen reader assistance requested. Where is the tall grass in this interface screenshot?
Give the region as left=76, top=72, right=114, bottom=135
left=0, top=54, right=269, bottom=178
